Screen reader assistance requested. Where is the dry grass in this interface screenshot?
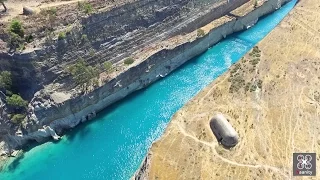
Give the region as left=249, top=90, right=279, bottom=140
left=144, top=0, right=320, bottom=179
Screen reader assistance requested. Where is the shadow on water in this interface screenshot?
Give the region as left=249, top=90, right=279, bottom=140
left=6, top=153, right=25, bottom=172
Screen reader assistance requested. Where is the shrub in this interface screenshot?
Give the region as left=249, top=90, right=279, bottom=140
left=0, top=71, right=12, bottom=90
left=250, top=84, right=257, bottom=92
left=81, top=34, right=88, bottom=43
left=124, top=57, right=134, bottom=65
left=257, top=79, right=263, bottom=89
left=89, top=49, right=95, bottom=57
left=245, top=82, right=251, bottom=92
left=5, top=90, right=13, bottom=96
left=58, top=32, right=66, bottom=40
left=11, top=114, right=26, bottom=124
left=9, top=19, right=24, bottom=37
left=78, top=1, right=93, bottom=14
left=48, top=7, right=57, bottom=16
left=197, top=29, right=205, bottom=37
left=25, top=34, right=33, bottom=43
left=250, top=58, right=260, bottom=66
left=68, top=59, right=98, bottom=91
left=6, top=94, right=28, bottom=108
left=8, top=32, right=23, bottom=50
left=17, top=43, right=25, bottom=52
left=103, top=61, right=113, bottom=72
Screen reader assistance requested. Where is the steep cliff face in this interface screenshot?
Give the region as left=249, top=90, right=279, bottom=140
left=0, top=0, right=247, bottom=100
left=0, top=0, right=251, bottom=149
left=1, top=0, right=288, bottom=150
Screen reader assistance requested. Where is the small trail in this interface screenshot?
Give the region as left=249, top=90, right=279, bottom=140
left=173, top=122, right=290, bottom=179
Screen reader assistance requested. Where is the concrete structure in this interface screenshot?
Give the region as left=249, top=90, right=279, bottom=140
left=210, top=114, right=239, bottom=147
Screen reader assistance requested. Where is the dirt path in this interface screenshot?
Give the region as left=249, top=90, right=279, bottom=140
left=0, top=0, right=81, bottom=22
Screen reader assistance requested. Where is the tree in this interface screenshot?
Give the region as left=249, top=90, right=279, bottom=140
left=103, top=61, right=113, bottom=72
left=6, top=94, right=28, bottom=109
left=124, top=57, right=134, bottom=65
left=68, top=59, right=98, bottom=91
left=9, top=20, right=24, bottom=38
left=11, top=114, right=26, bottom=124
left=0, top=71, right=12, bottom=90
left=0, top=0, right=7, bottom=12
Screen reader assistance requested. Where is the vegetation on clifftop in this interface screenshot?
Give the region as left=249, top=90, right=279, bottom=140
left=8, top=19, right=25, bottom=51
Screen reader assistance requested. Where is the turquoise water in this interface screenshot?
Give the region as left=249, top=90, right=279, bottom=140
left=0, top=1, right=297, bottom=179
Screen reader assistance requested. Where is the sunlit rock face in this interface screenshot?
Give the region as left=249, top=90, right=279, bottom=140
left=0, top=0, right=253, bottom=150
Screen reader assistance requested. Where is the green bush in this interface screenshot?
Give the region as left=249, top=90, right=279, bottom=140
left=245, top=82, right=251, bottom=92
left=5, top=90, right=13, bottom=96
left=17, top=43, right=25, bottom=52
left=6, top=94, right=28, bottom=108
left=8, top=32, right=23, bottom=49
left=68, top=59, right=98, bottom=91
left=250, top=84, right=257, bottom=92
left=124, top=57, right=134, bottom=65
left=89, top=49, right=95, bottom=57
left=257, top=79, right=263, bottom=89
left=78, top=1, right=93, bottom=14
left=48, top=7, right=57, bottom=16
left=81, top=34, right=88, bottom=43
left=58, top=32, right=66, bottom=40
left=103, top=61, right=113, bottom=72
left=11, top=114, right=26, bottom=124
left=9, top=19, right=24, bottom=37
left=0, top=71, right=12, bottom=90
left=197, top=29, right=205, bottom=37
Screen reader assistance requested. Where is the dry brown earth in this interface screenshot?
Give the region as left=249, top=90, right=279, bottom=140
left=143, top=0, right=320, bottom=179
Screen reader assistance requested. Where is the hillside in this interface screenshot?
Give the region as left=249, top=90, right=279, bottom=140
left=136, top=0, right=320, bottom=179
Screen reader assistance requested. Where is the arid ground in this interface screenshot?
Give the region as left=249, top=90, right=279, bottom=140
left=143, top=0, right=320, bottom=179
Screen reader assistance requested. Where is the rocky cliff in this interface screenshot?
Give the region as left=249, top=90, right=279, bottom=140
left=0, top=0, right=287, bottom=152
left=0, top=0, right=254, bottom=151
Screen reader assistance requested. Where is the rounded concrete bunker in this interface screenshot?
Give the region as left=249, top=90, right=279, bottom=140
left=210, top=114, right=239, bottom=148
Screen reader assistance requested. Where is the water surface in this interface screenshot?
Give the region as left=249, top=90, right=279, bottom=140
left=0, top=1, right=297, bottom=179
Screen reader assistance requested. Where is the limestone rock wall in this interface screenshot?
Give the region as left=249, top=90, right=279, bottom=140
left=0, top=0, right=246, bottom=99
left=3, top=0, right=292, bottom=150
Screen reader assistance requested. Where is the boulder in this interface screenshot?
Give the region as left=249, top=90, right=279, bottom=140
left=23, top=7, right=34, bottom=16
